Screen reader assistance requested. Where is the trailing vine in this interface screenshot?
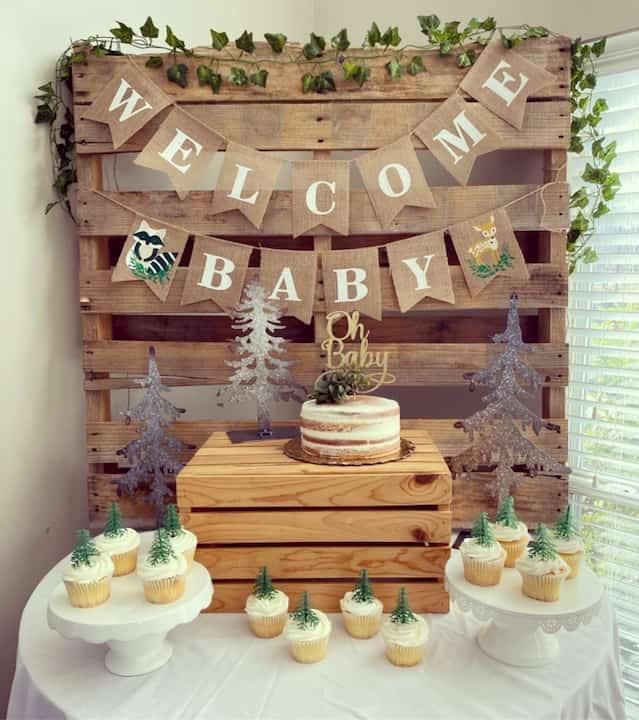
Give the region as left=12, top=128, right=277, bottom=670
left=34, top=16, right=617, bottom=271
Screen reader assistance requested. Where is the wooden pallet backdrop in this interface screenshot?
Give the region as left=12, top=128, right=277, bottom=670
left=74, top=37, right=570, bottom=541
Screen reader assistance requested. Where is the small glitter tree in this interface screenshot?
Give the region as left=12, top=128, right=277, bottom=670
left=217, top=282, right=305, bottom=438
left=352, top=569, right=375, bottom=603
left=117, top=347, right=194, bottom=516
left=103, top=502, right=125, bottom=538
left=70, top=529, right=100, bottom=568
left=554, top=504, right=580, bottom=540
left=451, top=292, right=570, bottom=502
left=253, top=566, right=277, bottom=600
left=471, top=512, right=496, bottom=546
left=290, top=591, right=319, bottom=630
left=162, top=503, right=185, bottom=538
left=390, top=587, right=418, bottom=624
left=148, top=528, right=176, bottom=566
left=495, top=495, right=519, bottom=529
left=529, top=523, right=558, bottom=561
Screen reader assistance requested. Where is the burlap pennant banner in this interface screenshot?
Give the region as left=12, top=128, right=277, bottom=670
left=414, top=94, right=502, bottom=185
left=320, top=247, right=382, bottom=320
left=386, top=231, right=454, bottom=312
left=449, top=207, right=529, bottom=297
left=291, top=160, right=350, bottom=237
left=355, top=136, right=436, bottom=229
left=83, top=63, right=171, bottom=149
left=460, top=37, right=555, bottom=130
left=259, top=248, right=318, bottom=324
left=210, top=142, right=283, bottom=229
left=112, top=215, right=189, bottom=302
left=181, top=235, right=252, bottom=311
left=134, top=107, right=224, bottom=200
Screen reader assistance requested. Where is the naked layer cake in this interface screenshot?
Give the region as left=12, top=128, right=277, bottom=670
left=300, top=395, right=400, bottom=462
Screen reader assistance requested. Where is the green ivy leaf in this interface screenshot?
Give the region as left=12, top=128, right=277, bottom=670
left=140, top=17, right=159, bottom=39
left=90, top=46, right=108, bottom=57
left=593, top=201, right=610, bottom=218
left=343, top=61, right=370, bottom=87
left=418, top=15, right=440, bottom=35
left=110, top=22, right=134, bottom=44
left=145, top=55, right=163, bottom=69
left=500, top=31, right=522, bottom=49
left=303, top=33, right=326, bottom=60
left=582, top=73, right=597, bottom=90
left=249, top=69, right=269, bottom=87
left=209, top=72, right=222, bottom=94
left=197, top=65, right=212, bottom=85
left=381, top=26, right=401, bottom=47
left=165, top=26, right=186, bottom=51
left=230, top=66, right=249, bottom=86
left=591, top=38, right=606, bottom=57
left=315, top=70, right=336, bottom=94
left=457, top=49, right=477, bottom=67
left=210, top=29, right=229, bottom=51
left=385, top=57, right=404, bottom=80
left=35, top=104, right=55, bottom=124
left=167, top=63, right=188, bottom=88
left=302, top=73, right=315, bottom=93
left=523, top=25, right=549, bottom=39
left=331, top=28, right=350, bottom=51
left=235, top=30, right=256, bottom=53
left=570, top=188, right=589, bottom=209
left=592, top=98, right=608, bottom=115
left=406, top=56, right=426, bottom=75
left=366, top=22, right=382, bottom=47
left=264, top=33, right=287, bottom=53
left=583, top=247, right=598, bottom=263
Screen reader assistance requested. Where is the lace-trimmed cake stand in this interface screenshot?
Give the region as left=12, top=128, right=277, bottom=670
left=47, top=540, right=213, bottom=677
left=445, top=549, right=603, bottom=667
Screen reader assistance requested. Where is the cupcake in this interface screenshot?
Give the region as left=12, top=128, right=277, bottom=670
left=245, top=566, right=289, bottom=638
left=460, top=512, right=507, bottom=586
left=516, top=523, right=569, bottom=602
left=93, top=501, right=140, bottom=576
left=492, top=496, right=529, bottom=568
left=163, top=504, right=198, bottom=572
left=138, top=528, right=188, bottom=604
left=284, top=592, right=331, bottom=663
left=340, top=569, right=383, bottom=639
left=552, top=504, right=584, bottom=579
left=63, top=529, right=114, bottom=608
left=382, top=587, right=429, bottom=667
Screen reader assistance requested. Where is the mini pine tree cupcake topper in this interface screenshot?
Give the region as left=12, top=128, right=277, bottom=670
left=529, top=523, right=558, bottom=561
left=163, top=503, right=185, bottom=538
left=352, top=568, right=375, bottom=603
left=554, top=504, right=579, bottom=540
left=495, top=495, right=519, bottom=529
left=291, top=591, right=319, bottom=630
left=148, top=527, right=176, bottom=566
left=471, top=512, right=496, bottom=547
left=254, top=566, right=277, bottom=600
left=103, top=501, right=126, bottom=538
left=71, top=529, right=100, bottom=568
left=390, top=587, right=418, bottom=624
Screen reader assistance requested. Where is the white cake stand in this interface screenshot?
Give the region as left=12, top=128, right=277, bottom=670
left=446, top=549, right=603, bottom=667
left=47, top=558, right=213, bottom=677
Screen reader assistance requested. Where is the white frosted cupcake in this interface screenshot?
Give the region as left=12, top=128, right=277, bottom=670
left=492, top=496, right=529, bottom=568
left=245, top=566, right=289, bottom=638
left=461, top=512, right=506, bottom=586
left=552, top=504, right=584, bottom=579
left=93, top=502, right=140, bottom=577
left=382, top=588, right=429, bottom=666
left=516, top=523, right=569, bottom=602
left=284, top=592, right=331, bottom=663
left=340, top=569, right=383, bottom=639
left=163, top=504, right=197, bottom=572
left=64, top=529, right=115, bottom=608
left=138, top=528, right=188, bottom=604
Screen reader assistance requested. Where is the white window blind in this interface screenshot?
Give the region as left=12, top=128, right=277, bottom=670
left=568, top=64, right=639, bottom=717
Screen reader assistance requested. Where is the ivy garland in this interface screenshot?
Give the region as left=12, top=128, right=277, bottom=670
left=34, top=16, right=618, bottom=271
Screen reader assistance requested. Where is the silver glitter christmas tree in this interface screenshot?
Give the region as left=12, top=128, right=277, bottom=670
left=217, top=282, right=305, bottom=437
left=450, top=292, right=569, bottom=502
left=117, top=347, right=193, bottom=514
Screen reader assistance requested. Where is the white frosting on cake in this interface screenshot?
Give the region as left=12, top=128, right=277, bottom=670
left=63, top=553, right=114, bottom=584
left=382, top=615, right=429, bottom=647
left=137, top=551, right=187, bottom=582
left=300, top=396, right=400, bottom=459
left=245, top=590, right=289, bottom=617
left=551, top=533, right=584, bottom=554
left=168, top=528, right=197, bottom=555
left=460, top=537, right=504, bottom=561
left=493, top=521, right=529, bottom=542
left=516, top=552, right=569, bottom=576
left=93, top=527, right=140, bottom=556
left=340, top=591, right=383, bottom=616
left=284, top=609, right=332, bottom=642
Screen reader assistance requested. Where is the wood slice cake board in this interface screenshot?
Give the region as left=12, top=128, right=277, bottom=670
left=177, top=421, right=451, bottom=613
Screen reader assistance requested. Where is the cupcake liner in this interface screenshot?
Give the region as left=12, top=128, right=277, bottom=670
left=342, top=611, right=382, bottom=639
left=498, top=536, right=529, bottom=568
left=64, top=577, right=111, bottom=608
left=289, top=636, right=329, bottom=664
left=111, top=548, right=138, bottom=577
left=248, top=613, right=288, bottom=638
left=520, top=571, right=566, bottom=602
left=558, top=550, right=583, bottom=580
left=183, top=547, right=196, bottom=573
left=462, top=549, right=506, bottom=586
left=385, top=642, right=425, bottom=667
left=143, top=575, right=186, bottom=604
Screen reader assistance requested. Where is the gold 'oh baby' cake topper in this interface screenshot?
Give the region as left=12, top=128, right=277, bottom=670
left=320, top=310, right=395, bottom=393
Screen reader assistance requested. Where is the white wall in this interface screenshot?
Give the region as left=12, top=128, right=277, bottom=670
left=2, top=0, right=634, bottom=713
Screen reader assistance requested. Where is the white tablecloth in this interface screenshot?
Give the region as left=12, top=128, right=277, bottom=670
left=9, top=554, right=626, bottom=720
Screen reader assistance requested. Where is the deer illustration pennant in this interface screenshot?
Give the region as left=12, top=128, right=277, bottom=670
left=83, top=63, right=171, bottom=149
left=112, top=215, right=189, bottom=302
left=449, top=207, right=529, bottom=297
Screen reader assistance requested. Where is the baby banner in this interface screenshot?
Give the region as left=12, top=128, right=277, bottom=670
left=320, top=247, right=382, bottom=321
left=259, top=248, right=318, bottom=324
left=291, top=160, right=350, bottom=237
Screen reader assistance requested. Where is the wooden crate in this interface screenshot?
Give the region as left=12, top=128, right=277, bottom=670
left=74, top=36, right=570, bottom=535
left=177, top=424, right=451, bottom=612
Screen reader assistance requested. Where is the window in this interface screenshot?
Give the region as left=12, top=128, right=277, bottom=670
left=568, top=47, right=639, bottom=716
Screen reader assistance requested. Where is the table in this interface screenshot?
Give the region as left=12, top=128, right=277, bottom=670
left=9, top=553, right=626, bottom=720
